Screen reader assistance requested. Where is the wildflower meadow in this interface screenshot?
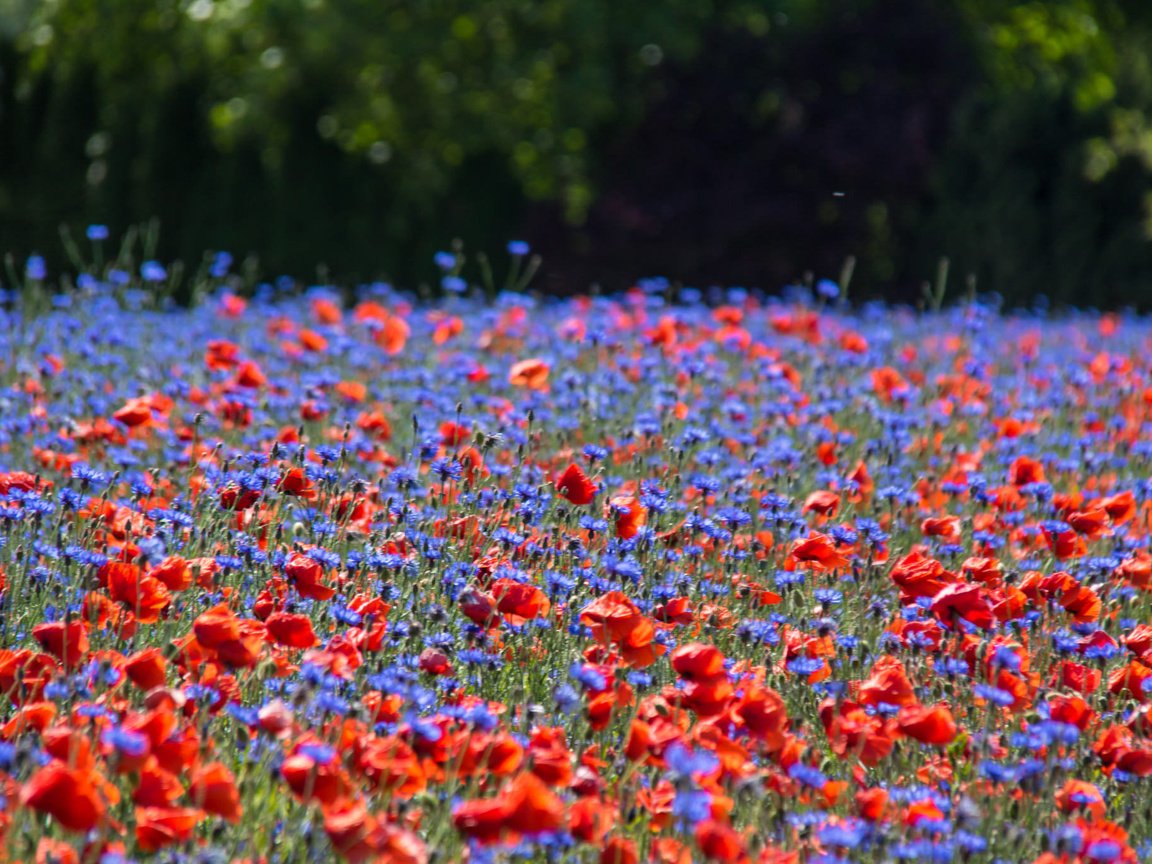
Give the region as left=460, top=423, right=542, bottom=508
left=1, top=241, right=1151, bottom=863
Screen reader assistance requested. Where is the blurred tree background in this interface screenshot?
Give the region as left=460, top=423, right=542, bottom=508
left=2, top=0, right=1152, bottom=306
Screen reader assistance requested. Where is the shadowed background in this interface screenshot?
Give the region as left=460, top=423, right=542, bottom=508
left=2, top=0, right=1152, bottom=306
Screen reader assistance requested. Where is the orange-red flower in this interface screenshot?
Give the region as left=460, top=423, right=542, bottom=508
left=580, top=591, right=665, bottom=667
left=860, top=656, right=916, bottom=708
left=608, top=495, right=647, bottom=540
left=452, top=772, right=564, bottom=846
left=107, top=563, right=171, bottom=623
left=124, top=648, right=168, bottom=691
left=930, top=582, right=996, bottom=629
left=135, top=806, right=204, bottom=851
left=265, top=611, right=320, bottom=648
left=1054, top=779, right=1105, bottom=818
left=285, top=551, right=337, bottom=601
left=31, top=620, right=88, bottom=668
left=557, top=463, right=597, bottom=505
left=189, top=762, right=243, bottom=823
left=509, top=358, right=550, bottom=391
left=788, top=533, right=849, bottom=571
left=491, top=578, right=552, bottom=622
left=21, top=763, right=107, bottom=832
left=896, top=703, right=957, bottom=745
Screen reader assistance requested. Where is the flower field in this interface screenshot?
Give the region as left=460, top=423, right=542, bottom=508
left=2, top=252, right=1151, bottom=863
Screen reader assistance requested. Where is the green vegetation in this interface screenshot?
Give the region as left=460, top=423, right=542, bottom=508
left=2, top=0, right=1152, bottom=304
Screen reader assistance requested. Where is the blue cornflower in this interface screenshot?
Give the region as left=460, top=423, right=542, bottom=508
left=570, top=663, right=607, bottom=692
left=787, top=657, right=826, bottom=676
left=141, top=260, right=168, bottom=281
left=788, top=763, right=828, bottom=789
left=814, top=588, right=844, bottom=606
left=665, top=743, right=719, bottom=779
left=26, top=255, right=46, bottom=280
left=211, top=251, right=233, bottom=277
left=991, top=646, right=1022, bottom=671
left=714, top=506, right=751, bottom=530
left=973, top=684, right=1016, bottom=706
left=583, top=444, right=608, bottom=462
left=101, top=726, right=149, bottom=758
left=553, top=684, right=580, bottom=714
left=298, top=743, right=337, bottom=765
left=816, top=278, right=840, bottom=300
left=442, top=275, right=467, bottom=294
left=818, top=820, right=868, bottom=849
left=430, top=458, right=463, bottom=481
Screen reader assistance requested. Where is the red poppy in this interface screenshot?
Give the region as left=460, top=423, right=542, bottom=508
left=889, top=550, right=958, bottom=600
left=855, top=787, right=889, bottom=821
left=580, top=591, right=665, bottom=668
left=284, top=551, right=336, bottom=601
left=1054, top=779, right=1105, bottom=818
left=896, top=703, right=957, bottom=745
left=281, top=750, right=351, bottom=805
left=150, top=556, right=193, bottom=592
left=921, top=516, right=962, bottom=543
left=192, top=604, right=267, bottom=668
left=600, top=837, right=638, bottom=864
left=1060, top=582, right=1102, bottom=622
left=1045, top=526, right=1088, bottom=560
left=31, top=620, right=88, bottom=668
left=189, top=762, right=242, bottom=823
left=417, top=648, right=454, bottom=676
left=265, top=611, right=320, bottom=648
left=1008, top=455, right=1045, bottom=486
left=671, top=643, right=726, bottom=681
left=219, top=483, right=261, bottom=511
left=930, top=582, right=996, bottom=629
left=324, top=800, right=379, bottom=862
left=452, top=772, right=564, bottom=845
left=801, top=490, right=840, bottom=517
left=233, top=359, right=266, bottom=388
left=107, top=564, right=171, bottom=623
left=278, top=466, right=317, bottom=499
left=357, top=736, right=426, bottom=798
left=35, top=839, right=80, bottom=864
left=133, top=760, right=184, bottom=807
left=694, top=819, right=746, bottom=863
left=124, top=648, right=168, bottom=691
left=1099, top=490, right=1137, bottom=525
left=505, top=772, right=566, bottom=834
left=1053, top=660, right=1102, bottom=694
left=135, top=806, right=204, bottom=851
left=1067, top=507, right=1110, bottom=539
left=580, top=591, right=647, bottom=644
left=734, top=684, right=789, bottom=751
left=21, top=763, right=107, bottom=832
left=378, top=314, right=412, bottom=355
left=788, top=533, right=849, bottom=571
left=113, top=397, right=154, bottom=428
left=557, top=463, right=598, bottom=505
left=458, top=588, right=496, bottom=624
left=608, top=495, right=647, bottom=540
left=820, top=698, right=897, bottom=766
left=0, top=701, right=56, bottom=738
left=527, top=726, right=573, bottom=787
left=859, top=656, right=916, bottom=707
left=509, top=358, right=550, bottom=391
left=491, top=578, right=552, bottom=621
left=871, top=366, right=908, bottom=402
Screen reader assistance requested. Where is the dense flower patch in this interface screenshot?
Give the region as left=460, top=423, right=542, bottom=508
left=0, top=256, right=1151, bottom=862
